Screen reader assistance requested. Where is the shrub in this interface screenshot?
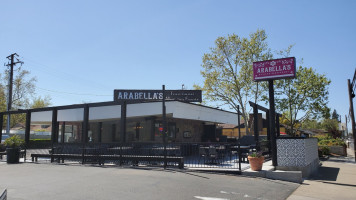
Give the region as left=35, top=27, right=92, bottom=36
left=314, top=135, right=345, bottom=146
left=318, top=146, right=330, bottom=157
left=4, top=135, right=25, bottom=148
left=248, top=149, right=263, bottom=157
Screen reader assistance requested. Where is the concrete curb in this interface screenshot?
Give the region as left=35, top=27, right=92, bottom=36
left=241, top=160, right=303, bottom=183
left=241, top=169, right=303, bottom=183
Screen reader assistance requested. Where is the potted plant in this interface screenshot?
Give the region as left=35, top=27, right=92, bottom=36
left=247, top=149, right=264, bottom=171
left=4, top=135, right=25, bottom=164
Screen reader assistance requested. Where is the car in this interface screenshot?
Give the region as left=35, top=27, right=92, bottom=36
left=1, top=135, right=10, bottom=143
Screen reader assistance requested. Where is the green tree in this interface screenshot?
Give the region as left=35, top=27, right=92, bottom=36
left=301, top=118, right=322, bottom=130
left=0, top=85, right=6, bottom=112
left=321, top=118, right=341, bottom=138
left=31, top=96, right=52, bottom=109
left=274, top=66, right=331, bottom=136
left=1, top=65, right=51, bottom=128
left=331, top=109, right=340, bottom=122
left=195, top=29, right=272, bottom=134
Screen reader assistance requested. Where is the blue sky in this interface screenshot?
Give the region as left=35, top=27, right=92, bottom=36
left=1, top=0, right=355, bottom=126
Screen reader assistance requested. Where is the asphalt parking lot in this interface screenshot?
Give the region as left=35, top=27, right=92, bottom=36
left=0, top=162, right=299, bottom=200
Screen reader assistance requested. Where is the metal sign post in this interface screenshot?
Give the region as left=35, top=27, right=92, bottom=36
left=268, top=80, right=277, bottom=166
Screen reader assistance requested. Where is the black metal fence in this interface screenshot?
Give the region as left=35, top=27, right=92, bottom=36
left=27, top=141, right=273, bottom=171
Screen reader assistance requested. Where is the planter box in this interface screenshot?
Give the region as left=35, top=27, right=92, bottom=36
left=277, top=138, right=319, bottom=178
left=6, top=148, right=20, bottom=164
left=329, top=145, right=346, bottom=156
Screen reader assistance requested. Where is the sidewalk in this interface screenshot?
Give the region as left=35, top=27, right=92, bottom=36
left=287, top=155, right=356, bottom=200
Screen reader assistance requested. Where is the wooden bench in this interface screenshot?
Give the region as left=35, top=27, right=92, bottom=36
left=0, top=149, right=27, bottom=162
left=31, top=153, right=184, bottom=169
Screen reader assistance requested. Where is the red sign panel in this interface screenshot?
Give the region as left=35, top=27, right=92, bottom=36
left=253, top=57, right=296, bottom=81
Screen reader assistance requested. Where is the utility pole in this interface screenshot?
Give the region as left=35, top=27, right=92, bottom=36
left=4, top=53, right=23, bottom=135
left=348, top=69, right=356, bottom=162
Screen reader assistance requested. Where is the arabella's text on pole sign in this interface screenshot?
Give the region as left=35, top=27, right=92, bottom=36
left=253, top=57, right=296, bottom=81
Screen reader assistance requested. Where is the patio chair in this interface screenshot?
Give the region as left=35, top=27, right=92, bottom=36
left=217, top=145, right=226, bottom=159
left=208, top=147, right=218, bottom=164
left=199, top=146, right=207, bottom=164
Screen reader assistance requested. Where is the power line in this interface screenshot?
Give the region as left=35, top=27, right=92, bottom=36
left=36, top=86, right=112, bottom=96
left=21, top=56, right=114, bottom=91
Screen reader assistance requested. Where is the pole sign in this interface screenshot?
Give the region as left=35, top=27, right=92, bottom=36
left=114, top=89, right=202, bottom=103
left=253, top=57, right=296, bottom=82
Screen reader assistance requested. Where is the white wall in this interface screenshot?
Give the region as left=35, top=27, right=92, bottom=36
left=31, top=111, right=53, bottom=123
left=277, top=138, right=318, bottom=167
left=90, top=105, right=121, bottom=121
left=58, top=108, right=84, bottom=121
left=28, top=101, right=238, bottom=125
left=169, top=102, right=238, bottom=124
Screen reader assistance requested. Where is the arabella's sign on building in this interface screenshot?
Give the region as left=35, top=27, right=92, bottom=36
left=114, top=90, right=202, bottom=102
left=253, top=57, right=296, bottom=81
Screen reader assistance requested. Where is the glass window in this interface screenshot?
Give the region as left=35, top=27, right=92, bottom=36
left=126, top=117, right=153, bottom=142
left=57, top=122, right=82, bottom=143
left=154, top=122, right=176, bottom=142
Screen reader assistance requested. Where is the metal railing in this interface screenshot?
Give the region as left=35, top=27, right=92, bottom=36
left=29, top=142, right=262, bottom=170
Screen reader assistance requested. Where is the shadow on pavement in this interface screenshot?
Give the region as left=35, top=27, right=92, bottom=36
left=309, top=166, right=340, bottom=181
left=320, top=181, right=356, bottom=188
left=326, top=158, right=356, bottom=164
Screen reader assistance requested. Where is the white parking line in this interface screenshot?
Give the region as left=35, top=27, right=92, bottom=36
left=194, top=196, right=230, bottom=200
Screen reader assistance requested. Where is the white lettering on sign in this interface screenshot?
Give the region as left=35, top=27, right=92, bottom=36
left=253, top=57, right=296, bottom=81
left=117, top=92, right=164, bottom=100
left=114, top=90, right=202, bottom=102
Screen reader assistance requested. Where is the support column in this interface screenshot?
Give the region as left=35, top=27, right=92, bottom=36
left=82, top=105, right=89, bottom=143
left=237, top=105, right=241, bottom=171
left=266, top=110, right=271, bottom=155
left=0, top=114, right=3, bottom=143
left=276, top=114, right=280, bottom=138
left=25, top=111, right=31, bottom=146
left=120, top=101, right=127, bottom=143
left=98, top=122, right=102, bottom=143
left=82, top=105, right=89, bottom=164
left=51, top=109, right=58, bottom=146
left=162, top=85, right=167, bottom=169
left=51, top=109, right=58, bottom=162
left=119, top=101, right=127, bottom=166
left=268, top=80, right=277, bottom=167
left=253, top=104, right=259, bottom=151
left=61, top=122, right=65, bottom=143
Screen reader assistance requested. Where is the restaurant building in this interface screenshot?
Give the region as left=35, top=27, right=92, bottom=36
left=0, top=90, right=238, bottom=145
